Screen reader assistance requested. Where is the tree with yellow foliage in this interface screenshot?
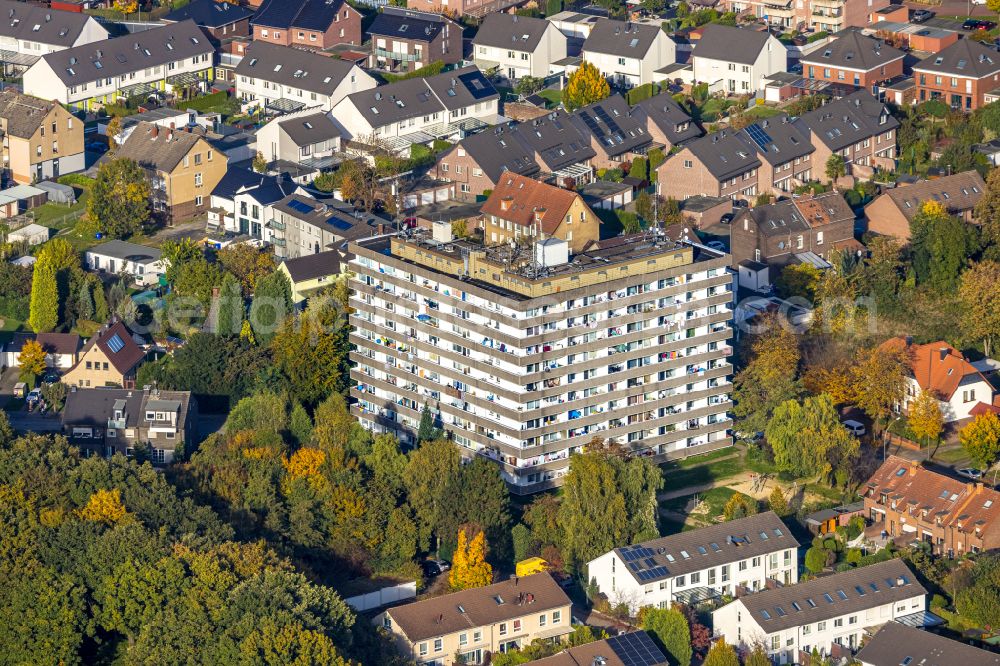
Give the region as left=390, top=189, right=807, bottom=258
left=77, top=488, right=129, bottom=524
left=283, top=447, right=326, bottom=479
left=17, top=339, right=47, bottom=379
left=564, top=61, right=610, bottom=112
left=449, top=528, right=493, bottom=590
left=909, top=389, right=943, bottom=455
left=113, top=0, right=138, bottom=15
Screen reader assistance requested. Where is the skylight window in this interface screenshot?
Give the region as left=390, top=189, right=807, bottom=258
left=680, top=550, right=690, bottom=559
left=710, top=543, right=720, bottom=551
left=761, top=610, right=771, bottom=620
left=791, top=602, right=801, bottom=611
left=870, top=583, right=879, bottom=592
left=698, top=546, right=707, bottom=554
left=775, top=606, right=786, bottom=617
left=666, top=553, right=675, bottom=562
left=823, top=593, right=834, bottom=603
left=855, top=585, right=865, bottom=596
left=760, top=531, right=769, bottom=540
left=774, top=528, right=784, bottom=537
left=806, top=598, right=816, bottom=608
left=274, top=64, right=282, bottom=72
left=837, top=589, right=848, bottom=600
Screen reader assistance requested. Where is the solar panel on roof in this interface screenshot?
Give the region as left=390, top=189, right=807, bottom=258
left=745, top=124, right=773, bottom=150
left=330, top=218, right=352, bottom=231
left=645, top=558, right=656, bottom=567
left=106, top=334, right=125, bottom=353
left=287, top=199, right=315, bottom=214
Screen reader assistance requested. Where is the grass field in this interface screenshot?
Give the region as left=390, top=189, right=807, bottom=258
left=660, top=487, right=758, bottom=533
left=537, top=89, right=563, bottom=107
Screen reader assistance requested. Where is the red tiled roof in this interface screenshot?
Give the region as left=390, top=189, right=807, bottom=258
left=480, top=173, right=580, bottom=236
left=880, top=337, right=987, bottom=401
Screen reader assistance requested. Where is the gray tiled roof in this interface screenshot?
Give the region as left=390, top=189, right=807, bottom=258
left=685, top=128, right=761, bottom=180
left=746, top=114, right=813, bottom=166
left=693, top=24, right=772, bottom=65
left=62, top=387, right=192, bottom=431
left=582, top=18, right=662, bottom=59
left=36, top=20, right=212, bottom=86
left=163, top=0, right=253, bottom=28
left=449, top=127, right=540, bottom=182
left=738, top=559, right=926, bottom=633
left=0, top=0, right=99, bottom=48
left=343, top=65, right=497, bottom=127
left=0, top=90, right=59, bottom=139
left=914, top=38, right=1000, bottom=78
left=279, top=112, right=340, bottom=146
left=879, top=170, right=986, bottom=221
left=795, top=90, right=899, bottom=152
left=608, top=512, right=799, bottom=584
left=367, top=7, right=456, bottom=42
left=856, top=622, right=1000, bottom=666
left=282, top=249, right=341, bottom=282
left=633, top=92, right=701, bottom=146
left=571, top=94, right=651, bottom=157
left=473, top=13, right=551, bottom=52
left=800, top=30, right=904, bottom=71
left=235, top=41, right=361, bottom=97
left=113, top=121, right=204, bottom=173
left=253, top=0, right=350, bottom=32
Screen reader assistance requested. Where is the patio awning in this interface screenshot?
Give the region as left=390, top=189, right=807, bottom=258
left=300, top=154, right=349, bottom=170
left=672, top=586, right=721, bottom=606
left=893, top=610, right=946, bottom=628
left=265, top=98, right=306, bottom=114
left=551, top=162, right=592, bottom=181
left=119, top=81, right=160, bottom=98
left=0, top=49, right=39, bottom=67
left=166, top=71, right=204, bottom=86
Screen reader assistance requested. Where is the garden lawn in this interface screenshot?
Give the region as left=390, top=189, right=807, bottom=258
left=660, top=487, right=755, bottom=532
left=537, top=89, right=563, bottom=106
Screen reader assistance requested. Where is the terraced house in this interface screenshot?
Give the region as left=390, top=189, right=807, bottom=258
left=251, top=0, right=362, bottom=49
left=913, top=38, right=1000, bottom=111
left=0, top=0, right=107, bottom=74
left=0, top=89, right=85, bottom=183
left=22, top=20, right=214, bottom=111
left=349, top=222, right=734, bottom=493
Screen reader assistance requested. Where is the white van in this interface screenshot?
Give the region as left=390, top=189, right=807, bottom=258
left=843, top=420, right=866, bottom=437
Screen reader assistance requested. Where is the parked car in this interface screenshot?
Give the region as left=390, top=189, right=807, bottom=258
left=705, top=240, right=726, bottom=252
left=421, top=559, right=450, bottom=577
left=42, top=370, right=60, bottom=385
left=963, top=18, right=995, bottom=30
left=842, top=419, right=866, bottom=437
left=911, top=9, right=934, bottom=22
left=85, top=141, right=108, bottom=153
left=26, top=389, right=41, bottom=403
left=958, top=468, right=984, bottom=480
left=720, top=213, right=734, bottom=224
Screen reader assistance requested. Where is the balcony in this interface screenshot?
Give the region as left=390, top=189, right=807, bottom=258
left=812, top=8, right=842, bottom=17
left=375, top=48, right=421, bottom=62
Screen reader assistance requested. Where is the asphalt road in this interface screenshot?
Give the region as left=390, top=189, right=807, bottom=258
left=903, top=0, right=994, bottom=22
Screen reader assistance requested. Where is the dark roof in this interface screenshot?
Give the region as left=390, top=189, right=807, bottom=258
left=633, top=92, right=701, bottom=146
left=278, top=112, right=340, bottom=146
left=685, top=128, right=761, bottom=180
left=343, top=66, right=497, bottom=127
left=0, top=0, right=99, bottom=48
left=450, top=127, right=541, bottom=182
left=515, top=110, right=596, bottom=172
left=742, top=192, right=851, bottom=237
left=694, top=24, right=773, bottom=65
left=879, top=170, right=986, bottom=221
left=914, top=38, right=1000, bottom=78
left=281, top=249, right=341, bottom=282
left=583, top=19, right=662, bottom=58
left=856, top=622, right=1000, bottom=666
left=571, top=94, right=651, bottom=157
left=367, top=7, right=455, bottom=42
left=737, top=559, right=926, bottom=633
left=113, top=122, right=205, bottom=173
left=800, top=31, right=904, bottom=71
left=4, top=332, right=81, bottom=356
left=473, top=13, right=552, bottom=52
left=85, top=320, right=146, bottom=375
left=527, top=632, right=669, bottom=666
left=273, top=193, right=374, bottom=239
left=386, top=573, right=570, bottom=642
left=211, top=167, right=296, bottom=203
left=253, top=0, right=349, bottom=32
left=796, top=90, right=899, bottom=152
left=62, top=387, right=192, bottom=431
left=88, top=239, right=163, bottom=263
left=0, top=90, right=60, bottom=140
left=37, top=20, right=212, bottom=87
left=745, top=199, right=808, bottom=236
left=163, top=0, right=253, bottom=28
left=609, top=512, right=799, bottom=584
left=743, top=114, right=812, bottom=167
left=235, top=42, right=362, bottom=97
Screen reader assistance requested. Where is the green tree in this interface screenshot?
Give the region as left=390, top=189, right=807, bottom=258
left=514, top=76, right=546, bottom=96
left=768, top=486, right=790, bottom=517
left=628, top=156, right=648, bottom=181
left=271, top=294, right=346, bottom=406
left=766, top=394, right=859, bottom=481
left=288, top=402, right=313, bottom=447
left=805, top=545, right=830, bottom=573
left=76, top=282, right=94, bottom=322
left=733, top=312, right=801, bottom=435
left=160, top=238, right=203, bottom=284
left=250, top=270, right=292, bottom=345
left=417, top=403, right=441, bottom=443
left=775, top=263, right=821, bottom=300
left=723, top=492, right=758, bottom=521
left=564, top=61, right=610, bottom=112
left=404, top=438, right=461, bottom=551
left=744, top=643, right=772, bottom=666
left=87, top=158, right=151, bottom=238
left=216, top=272, right=243, bottom=337
left=218, top=244, right=276, bottom=295
left=702, top=639, right=740, bottom=666
left=0, top=563, right=86, bottom=665
left=960, top=261, right=1000, bottom=357
left=28, top=261, right=59, bottom=332
left=439, top=456, right=513, bottom=564
left=961, top=412, right=1000, bottom=471
left=956, top=555, right=1000, bottom=627
left=93, top=279, right=109, bottom=322
left=642, top=607, right=691, bottom=666
left=852, top=344, right=909, bottom=433
left=825, top=154, right=846, bottom=182
left=910, top=199, right=979, bottom=292
left=252, top=151, right=267, bottom=173
left=635, top=190, right=653, bottom=222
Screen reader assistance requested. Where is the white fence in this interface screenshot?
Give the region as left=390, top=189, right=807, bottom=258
left=344, top=580, right=417, bottom=612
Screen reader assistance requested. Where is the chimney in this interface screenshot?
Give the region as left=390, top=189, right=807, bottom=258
left=976, top=482, right=985, bottom=495
left=151, top=125, right=158, bottom=138
left=500, top=196, right=513, bottom=212
left=939, top=347, right=948, bottom=362
left=909, top=460, right=919, bottom=476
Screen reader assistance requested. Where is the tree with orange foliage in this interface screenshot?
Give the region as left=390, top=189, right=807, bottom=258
left=283, top=448, right=326, bottom=479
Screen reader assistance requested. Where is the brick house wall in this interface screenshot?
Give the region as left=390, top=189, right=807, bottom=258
left=433, top=145, right=503, bottom=200
left=864, top=195, right=910, bottom=239
left=915, top=70, right=1000, bottom=111
left=253, top=5, right=361, bottom=49
left=657, top=148, right=761, bottom=200
left=802, top=58, right=904, bottom=88
left=730, top=209, right=853, bottom=267
left=370, top=30, right=463, bottom=70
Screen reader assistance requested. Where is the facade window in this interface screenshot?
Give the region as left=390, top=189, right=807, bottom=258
left=195, top=173, right=203, bottom=187
left=552, top=610, right=562, bottom=623
left=539, top=614, right=546, bottom=627
left=499, top=623, right=507, bottom=636
left=434, top=638, right=443, bottom=652
left=418, top=643, right=427, bottom=656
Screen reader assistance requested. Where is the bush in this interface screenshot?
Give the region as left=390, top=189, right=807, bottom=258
left=806, top=31, right=829, bottom=43
left=918, top=99, right=949, bottom=119
left=931, top=594, right=948, bottom=609
left=313, top=172, right=337, bottom=192
left=835, top=562, right=855, bottom=572
left=382, top=61, right=446, bottom=83
left=805, top=546, right=829, bottom=573
left=845, top=549, right=862, bottom=565
left=625, top=83, right=659, bottom=105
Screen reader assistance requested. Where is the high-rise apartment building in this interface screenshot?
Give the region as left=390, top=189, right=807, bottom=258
left=348, top=223, right=735, bottom=494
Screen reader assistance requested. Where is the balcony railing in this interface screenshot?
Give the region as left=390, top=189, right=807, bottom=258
left=375, top=48, right=421, bottom=62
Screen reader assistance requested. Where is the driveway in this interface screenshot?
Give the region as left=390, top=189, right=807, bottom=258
left=147, top=217, right=208, bottom=246
left=904, top=0, right=993, bottom=21
left=7, top=411, right=61, bottom=433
